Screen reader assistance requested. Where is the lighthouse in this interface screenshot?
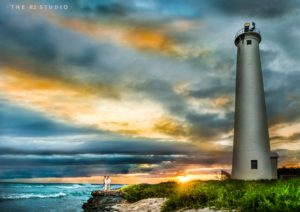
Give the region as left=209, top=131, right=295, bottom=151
left=232, top=22, right=277, bottom=180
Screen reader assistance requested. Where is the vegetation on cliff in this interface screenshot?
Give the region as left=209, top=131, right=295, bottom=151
left=121, top=182, right=176, bottom=202
left=121, top=178, right=300, bottom=211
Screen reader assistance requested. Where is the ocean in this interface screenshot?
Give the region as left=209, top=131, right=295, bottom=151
left=0, top=183, right=125, bottom=212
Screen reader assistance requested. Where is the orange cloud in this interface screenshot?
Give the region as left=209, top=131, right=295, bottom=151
left=211, top=96, right=232, bottom=109
left=45, top=13, right=210, bottom=58
left=0, top=67, right=184, bottom=140
left=153, top=117, right=187, bottom=138
left=0, top=168, right=223, bottom=184
left=124, top=28, right=174, bottom=53
left=48, top=15, right=174, bottom=54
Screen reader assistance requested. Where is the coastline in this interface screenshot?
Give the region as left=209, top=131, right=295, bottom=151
left=82, top=190, right=219, bottom=212
left=82, top=180, right=300, bottom=212
left=0, top=183, right=123, bottom=212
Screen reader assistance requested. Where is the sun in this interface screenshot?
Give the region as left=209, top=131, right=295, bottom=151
left=177, top=176, right=189, bottom=183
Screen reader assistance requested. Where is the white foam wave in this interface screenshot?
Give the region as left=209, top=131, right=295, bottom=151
left=0, top=192, right=66, bottom=200
left=54, top=184, right=83, bottom=189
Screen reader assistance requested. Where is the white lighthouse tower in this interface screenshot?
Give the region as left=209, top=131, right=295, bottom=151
left=232, top=22, right=277, bottom=180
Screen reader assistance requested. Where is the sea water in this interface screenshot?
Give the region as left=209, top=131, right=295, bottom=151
left=0, top=183, right=124, bottom=212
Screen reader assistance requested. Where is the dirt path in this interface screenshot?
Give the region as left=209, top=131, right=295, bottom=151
left=112, top=198, right=166, bottom=212
left=112, top=198, right=219, bottom=212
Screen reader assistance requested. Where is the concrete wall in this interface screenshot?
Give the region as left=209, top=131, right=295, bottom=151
left=270, top=152, right=279, bottom=179
left=232, top=32, right=273, bottom=180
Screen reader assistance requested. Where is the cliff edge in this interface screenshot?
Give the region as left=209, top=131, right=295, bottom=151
left=82, top=190, right=125, bottom=212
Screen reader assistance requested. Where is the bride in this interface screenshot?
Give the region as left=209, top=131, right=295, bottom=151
left=103, top=176, right=111, bottom=191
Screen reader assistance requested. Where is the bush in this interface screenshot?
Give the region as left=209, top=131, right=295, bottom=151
left=121, top=181, right=176, bottom=202
left=121, top=179, right=300, bottom=211
left=162, top=179, right=300, bottom=212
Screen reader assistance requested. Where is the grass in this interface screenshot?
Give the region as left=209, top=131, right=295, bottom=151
left=121, top=178, right=300, bottom=211
left=121, top=181, right=176, bottom=202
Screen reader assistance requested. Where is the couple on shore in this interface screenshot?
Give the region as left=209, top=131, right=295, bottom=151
left=103, top=176, right=111, bottom=191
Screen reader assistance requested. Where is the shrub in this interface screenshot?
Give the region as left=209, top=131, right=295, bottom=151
left=121, top=181, right=176, bottom=202
left=162, top=179, right=300, bottom=212
left=121, top=179, right=300, bottom=211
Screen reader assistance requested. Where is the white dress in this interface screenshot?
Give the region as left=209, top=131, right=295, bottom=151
left=104, top=178, right=111, bottom=191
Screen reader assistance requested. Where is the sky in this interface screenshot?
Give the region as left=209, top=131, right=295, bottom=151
left=0, top=0, right=300, bottom=184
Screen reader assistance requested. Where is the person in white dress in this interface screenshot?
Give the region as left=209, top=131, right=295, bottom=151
left=103, top=176, right=111, bottom=191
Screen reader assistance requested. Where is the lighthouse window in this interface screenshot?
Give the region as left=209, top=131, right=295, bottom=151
left=247, top=40, right=252, bottom=45
left=251, top=160, right=258, bottom=169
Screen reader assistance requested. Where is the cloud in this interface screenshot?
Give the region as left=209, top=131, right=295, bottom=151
left=187, top=83, right=234, bottom=99
left=94, top=3, right=130, bottom=16
left=0, top=68, right=176, bottom=139
left=269, top=122, right=300, bottom=152
left=0, top=100, right=100, bottom=137
left=0, top=133, right=232, bottom=178
left=78, top=0, right=203, bottom=19
left=131, top=78, right=187, bottom=114
left=47, top=12, right=207, bottom=57
left=186, top=112, right=233, bottom=140
left=153, top=117, right=187, bottom=138
left=212, top=0, right=299, bottom=18
left=264, top=70, right=300, bottom=125
left=1, top=0, right=300, bottom=181
left=274, top=149, right=300, bottom=167
left=0, top=135, right=200, bottom=156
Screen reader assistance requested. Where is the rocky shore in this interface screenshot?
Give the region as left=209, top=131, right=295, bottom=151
left=82, top=190, right=166, bottom=212
left=82, top=190, right=219, bottom=212
left=82, top=190, right=126, bottom=212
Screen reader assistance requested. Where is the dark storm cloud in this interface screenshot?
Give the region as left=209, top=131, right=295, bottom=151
left=0, top=152, right=232, bottom=166
left=0, top=152, right=231, bottom=167
left=131, top=78, right=186, bottom=114
left=260, top=50, right=278, bottom=68
left=86, top=0, right=300, bottom=20
left=66, top=47, right=98, bottom=67
left=264, top=70, right=300, bottom=125
left=0, top=151, right=231, bottom=178
left=186, top=112, right=234, bottom=139
left=212, top=0, right=299, bottom=18
left=0, top=130, right=232, bottom=179
left=0, top=7, right=58, bottom=75
left=94, top=3, right=131, bottom=16
left=263, top=19, right=300, bottom=60
left=0, top=4, right=130, bottom=91
left=0, top=136, right=200, bottom=156
left=0, top=128, right=232, bottom=179
left=0, top=164, right=133, bottom=178
left=0, top=2, right=200, bottom=91
left=0, top=155, right=182, bottom=166
left=0, top=6, right=99, bottom=80
left=0, top=101, right=99, bottom=136
left=0, top=23, right=57, bottom=61
left=188, top=83, right=234, bottom=99
left=78, top=0, right=204, bottom=19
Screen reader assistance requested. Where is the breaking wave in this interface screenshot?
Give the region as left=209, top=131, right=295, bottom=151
left=54, top=184, right=84, bottom=189
left=0, top=192, right=66, bottom=200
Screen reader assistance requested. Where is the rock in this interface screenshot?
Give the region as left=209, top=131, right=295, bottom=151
left=83, top=191, right=220, bottom=212
left=112, top=198, right=166, bottom=212
left=181, top=209, right=220, bottom=212
left=83, top=191, right=166, bottom=212
left=82, top=190, right=126, bottom=212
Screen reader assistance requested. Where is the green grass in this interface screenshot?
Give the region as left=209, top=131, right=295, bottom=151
left=121, top=179, right=300, bottom=211
left=121, top=181, right=177, bottom=202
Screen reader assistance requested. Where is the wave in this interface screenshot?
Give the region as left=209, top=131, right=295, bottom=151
left=0, top=192, right=66, bottom=200
left=54, top=184, right=84, bottom=189
left=1, top=185, right=45, bottom=189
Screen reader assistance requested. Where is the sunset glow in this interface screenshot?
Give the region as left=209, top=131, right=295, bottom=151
left=0, top=0, right=299, bottom=184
